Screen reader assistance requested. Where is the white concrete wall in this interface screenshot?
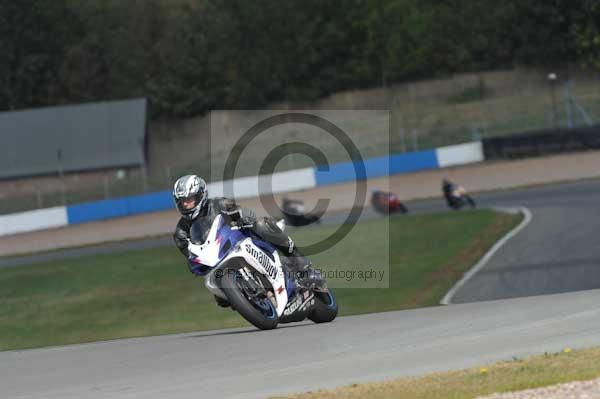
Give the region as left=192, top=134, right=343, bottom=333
left=208, top=167, right=316, bottom=199
left=436, top=142, right=484, bottom=168
left=0, top=206, right=68, bottom=236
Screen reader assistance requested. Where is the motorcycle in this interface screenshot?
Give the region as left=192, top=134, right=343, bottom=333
left=187, top=214, right=337, bottom=330
left=371, top=190, right=408, bottom=215
left=281, top=198, right=322, bottom=226
left=445, top=185, right=477, bottom=210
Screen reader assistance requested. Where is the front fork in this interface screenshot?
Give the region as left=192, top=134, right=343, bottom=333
left=205, top=265, right=276, bottom=307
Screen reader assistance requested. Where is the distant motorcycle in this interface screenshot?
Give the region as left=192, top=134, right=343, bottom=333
left=188, top=214, right=337, bottom=330
left=281, top=198, right=322, bottom=226
left=442, top=180, right=476, bottom=210
left=371, top=190, right=408, bottom=215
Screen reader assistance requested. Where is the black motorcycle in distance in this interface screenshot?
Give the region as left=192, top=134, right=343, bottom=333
left=442, top=179, right=477, bottom=210
left=281, top=198, right=322, bottom=226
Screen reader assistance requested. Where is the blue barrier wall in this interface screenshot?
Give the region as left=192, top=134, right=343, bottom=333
left=314, top=150, right=438, bottom=186
left=67, top=190, right=172, bottom=225
left=66, top=149, right=441, bottom=223
left=389, top=150, right=439, bottom=174
left=64, top=145, right=474, bottom=225
left=2, top=141, right=485, bottom=236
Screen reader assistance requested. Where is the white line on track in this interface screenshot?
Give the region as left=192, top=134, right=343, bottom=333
left=440, top=206, right=533, bottom=305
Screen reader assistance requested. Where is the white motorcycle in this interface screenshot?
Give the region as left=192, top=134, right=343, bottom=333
left=188, top=214, right=338, bottom=330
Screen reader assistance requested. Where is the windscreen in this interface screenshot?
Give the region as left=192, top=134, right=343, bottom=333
left=190, top=217, right=218, bottom=245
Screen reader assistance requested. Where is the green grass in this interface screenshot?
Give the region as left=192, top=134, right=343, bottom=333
left=274, top=347, right=600, bottom=399
left=0, top=210, right=520, bottom=350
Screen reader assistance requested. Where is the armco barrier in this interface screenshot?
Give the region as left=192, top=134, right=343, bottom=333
left=2, top=141, right=484, bottom=235
left=482, top=126, right=600, bottom=160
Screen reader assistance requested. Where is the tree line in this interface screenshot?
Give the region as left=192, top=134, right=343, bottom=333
left=1, top=0, right=599, bottom=119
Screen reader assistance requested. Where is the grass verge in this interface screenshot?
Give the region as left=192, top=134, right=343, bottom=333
left=0, top=210, right=520, bottom=350
left=272, top=347, right=600, bottom=399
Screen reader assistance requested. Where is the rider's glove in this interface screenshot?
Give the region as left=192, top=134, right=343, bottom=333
left=239, top=216, right=255, bottom=229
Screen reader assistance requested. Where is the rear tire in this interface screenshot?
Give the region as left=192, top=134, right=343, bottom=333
left=220, top=266, right=279, bottom=330
left=308, top=289, right=338, bottom=323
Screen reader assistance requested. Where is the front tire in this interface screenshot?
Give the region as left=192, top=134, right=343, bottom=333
left=220, top=266, right=279, bottom=330
left=308, top=289, right=338, bottom=323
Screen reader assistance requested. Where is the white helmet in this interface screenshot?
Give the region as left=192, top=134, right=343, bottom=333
left=173, top=175, right=207, bottom=220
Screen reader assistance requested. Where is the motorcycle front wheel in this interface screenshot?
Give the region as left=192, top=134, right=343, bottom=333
left=220, top=265, right=279, bottom=330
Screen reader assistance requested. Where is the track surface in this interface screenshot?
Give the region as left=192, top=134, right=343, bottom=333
left=445, top=180, right=600, bottom=302
left=3, top=180, right=600, bottom=398
left=3, top=289, right=600, bottom=399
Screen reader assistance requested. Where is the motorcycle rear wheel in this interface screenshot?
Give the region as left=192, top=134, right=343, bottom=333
left=308, top=289, right=338, bottom=323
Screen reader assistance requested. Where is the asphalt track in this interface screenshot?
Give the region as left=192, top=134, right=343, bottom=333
left=328, top=179, right=600, bottom=302
left=3, top=179, right=600, bottom=398
left=3, top=289, right=600, bottom=399
left=446, top=180, right=600, bottom=302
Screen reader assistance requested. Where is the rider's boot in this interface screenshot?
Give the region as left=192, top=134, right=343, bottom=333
left=286, top=246, right=322, bottom=289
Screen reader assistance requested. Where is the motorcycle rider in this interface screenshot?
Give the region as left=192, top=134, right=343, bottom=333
left=442, top=178, right=476, bottom=209
left=371, top=189, right=408, bottom=214
left=281, top=197, right=322, bottom=226
left=172, top=174, right=319, bottom=306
